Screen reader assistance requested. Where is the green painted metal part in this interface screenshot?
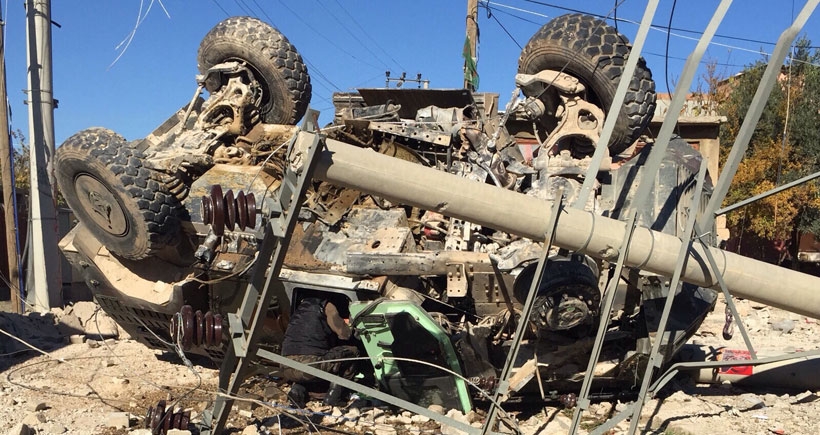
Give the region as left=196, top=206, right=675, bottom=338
left=349, top=300, right=473, bottom=413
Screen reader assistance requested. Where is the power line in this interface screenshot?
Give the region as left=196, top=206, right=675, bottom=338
left=484, top=7, right=523, bottom=49
left=232, top=0, right=254, bottom=16
left=249, top=0, right=278, bottom=27
left=210, top=0, right=230, bottom=16
left=489, top=0, right=820, bottom=68
left=273, top=0, right=383, bottom=71
left=303, top=58, right=341, bottom=92
left=664, top=0, right=677, bottom=99
left=520, top=0, right=820, bottom=49
left=316, top=0, right=393, bottom=71
left=330, top=0, right=406, bottom=71
left=482, top=3, right=542, bottom=27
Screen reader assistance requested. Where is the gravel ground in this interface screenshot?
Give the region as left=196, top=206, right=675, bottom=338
left=1, top=297, right=819, bottom=435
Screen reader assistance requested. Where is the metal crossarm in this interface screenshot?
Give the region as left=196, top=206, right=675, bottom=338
left=575, top=0, right=659, bottom=208
left=201, top=113, right=323, bottom=434
left=569, top=212, right=640, bottom=433
left=625, top=158, right=709, bottom=433
left=481, top=188, right=565, bottom=435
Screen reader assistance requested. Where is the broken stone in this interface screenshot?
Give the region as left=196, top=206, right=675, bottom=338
left=440, top=424, right=468, bottom=435
left=68, top=334, right=85, bottom=344
left=793, top=391, right=818, bottom=403
left=70, top=302, right=98, bottom=325
left=241, top=425, right=259, bottom=435
left=427, top=404, right=446, bottom=415
left=374, top=428, right=397, bottom=435
left=391, top=415, right=412, bottom=425
left=771, top=319, right=796, bottom=334
left=445, top=409, right=470, bottom=425
left=53, top=310, right=83, bottom=337
left=83, top=310, right=119, bottom=339
left=104, top=412, right=129, bottom=428
left=4, top=423, right=34, bottom=435
left=110, top=377, right=129, bottom=385
left=21, top=412, right=46, bottom=426
left=237, top=409, right=253, bottom=418
left=592, top=401, right=613, bottom=416
left=344, top=407, right=361, bottom=419
left=411, top=414, right=430, bottom=424
left=38, top=422, right=66, bottom=434
left=465, top=410, right=482, bottom=424
left=741, top=393, right=766, bottom=410
left=542, top=414, right=572, bottom=432
left=166, top=430, right=192, bottom=435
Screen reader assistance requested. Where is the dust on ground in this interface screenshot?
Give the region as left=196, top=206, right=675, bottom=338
left=1, top=297, right=819, bottom=435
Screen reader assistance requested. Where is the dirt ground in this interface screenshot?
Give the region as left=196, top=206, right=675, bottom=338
left=1, top=296, right=819, bottom=435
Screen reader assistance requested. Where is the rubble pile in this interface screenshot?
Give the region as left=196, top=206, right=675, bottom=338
left=1, top=297, right=819, bottom=434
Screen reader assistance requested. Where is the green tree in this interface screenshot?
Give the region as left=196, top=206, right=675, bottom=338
left=11, top=130, right=30, bottom=190
left=718, top=37, right=820, bottom=263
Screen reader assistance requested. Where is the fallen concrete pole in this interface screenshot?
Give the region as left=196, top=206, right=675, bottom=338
left=308, top=136, right=820, bottom=319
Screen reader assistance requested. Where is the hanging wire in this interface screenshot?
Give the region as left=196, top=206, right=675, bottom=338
left=210, top=0, right=230, bottom=16
left=273, top=0, right=383, bottom=71
left=484, top=3, right=523, bottom=49
left=489, top=0, right=820, bottom=67
left=664, top=0, right=677, bottom=97
left=331, top=0, right=406, bottom=71
left=109, top=0, right=171, bottom=69
left=316, top=0, right=394, bottom=71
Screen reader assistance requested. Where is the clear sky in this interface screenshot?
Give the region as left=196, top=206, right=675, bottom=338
left=3, top=0, right=819, bottom=147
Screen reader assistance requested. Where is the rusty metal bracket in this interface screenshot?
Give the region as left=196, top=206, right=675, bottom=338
left=446, top=262, right=469, bottom=297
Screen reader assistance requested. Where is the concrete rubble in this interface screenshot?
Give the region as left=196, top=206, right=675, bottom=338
left=1, top=293, right=820, bottom=435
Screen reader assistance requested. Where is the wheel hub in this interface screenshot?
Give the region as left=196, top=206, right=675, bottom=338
left=74, top=174, right=128, bottom=236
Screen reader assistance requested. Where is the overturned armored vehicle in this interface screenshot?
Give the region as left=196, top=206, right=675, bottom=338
left=56, top=14, right=820, bottom=417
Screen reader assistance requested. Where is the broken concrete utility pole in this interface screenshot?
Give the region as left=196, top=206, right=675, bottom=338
left=25, top=0, right=61, bottom=310
left=311, top=137, right=820, bottom=319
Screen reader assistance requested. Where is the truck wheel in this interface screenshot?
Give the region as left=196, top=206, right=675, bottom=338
left=55, top=128, right=182, bottom=260
left=518, top=13, right=656, bottom=155
left=197, top=16, right=311, bottom=125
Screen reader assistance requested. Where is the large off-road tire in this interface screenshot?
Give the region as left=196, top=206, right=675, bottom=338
left=55, top=128, right=182, bottom=260
left=197, top=16, right=311, bottom=125
left=518, top=14, right=656, bottom=155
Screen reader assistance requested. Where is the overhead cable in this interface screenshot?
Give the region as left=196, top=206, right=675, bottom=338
left=487, top=0, right=820, bottom=67
left=273, top=0, right=383, bottom=71
left=331, top=0, right=406, bottom=71
left=317, top=0, right=394, bottom=71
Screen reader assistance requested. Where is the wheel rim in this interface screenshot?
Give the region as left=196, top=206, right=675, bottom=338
left=73, top=174, right=129, bottom=237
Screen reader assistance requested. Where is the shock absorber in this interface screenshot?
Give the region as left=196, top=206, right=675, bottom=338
left=169, top=305, right=224, bottom=350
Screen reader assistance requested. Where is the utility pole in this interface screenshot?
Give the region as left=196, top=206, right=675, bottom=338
left=0, top=10, right=22, bottom=314
left=463, top=0, right=479, bottom=91
left=25, top=0, right=61, bottom=311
